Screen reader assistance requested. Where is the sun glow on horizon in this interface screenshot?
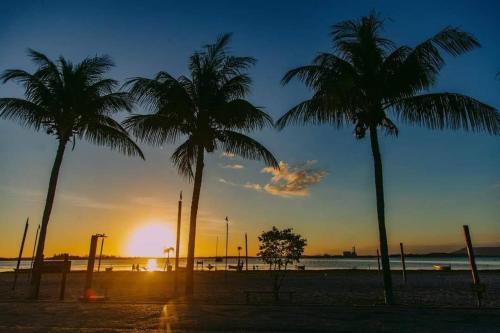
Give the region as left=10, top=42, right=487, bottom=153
left=147, top=258, right=158, bottom=271
left=124, top=222, right=175, bottom=257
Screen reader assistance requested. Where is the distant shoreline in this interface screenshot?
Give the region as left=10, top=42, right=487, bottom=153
left=2, top=253, right=500, bottom=261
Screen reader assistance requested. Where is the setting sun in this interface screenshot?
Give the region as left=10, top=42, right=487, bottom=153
left=124, top=222, right=175, bottom=257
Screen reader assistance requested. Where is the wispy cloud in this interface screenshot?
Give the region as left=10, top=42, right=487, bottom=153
left=0, top=185, right=122, bottom=210
left=130, top=196, right=169, bottom=208
left=243, top=182, right=263, bottom=191
left=218, top=178, right=238, bottom=186
left=260, top=161, right=328, bottom=197
left=59, top=193, right=123, bottom=210
left=222, top=164, right=244, bottom=169
left=219, top=160, right=328, bottom=198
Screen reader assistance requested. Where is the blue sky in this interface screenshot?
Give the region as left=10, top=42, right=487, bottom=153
left=0, top=0, right=498, bottom=257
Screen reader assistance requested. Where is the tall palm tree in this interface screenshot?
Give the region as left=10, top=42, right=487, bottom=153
left=0, top=50, right=144, bottom=298
left=124, top=33, right=278, bottom=295
left=277, top=13, right=499, bottom=304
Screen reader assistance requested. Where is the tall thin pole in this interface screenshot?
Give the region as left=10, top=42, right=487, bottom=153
left=225, top=216, right=229, bottom=272
left=175, top=191, right=182, bottom=271
left=13, top=218, right=29, bottom=290
left=463, top=225, right=482, bottom=307
left=28, top=224, right=40, bottom=281
left=237, top=246, right=241, bottom=269
left=97, top=237, right=105, bottom=272
left=400, top=242, right=407, bottom=284
left=215, top=236, right=218, bottom=271
left=245, top=233, right=248, bottom=271
left=376, top=248, right=381, bottom=272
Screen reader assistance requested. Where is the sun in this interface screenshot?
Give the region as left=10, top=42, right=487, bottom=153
left=125, top=222, right=175, bottom=257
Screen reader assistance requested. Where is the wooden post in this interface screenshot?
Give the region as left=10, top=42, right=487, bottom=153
left=97, top=237, right=105, bottom=272
left=175, top=191, right=182, bottom=271
left=28, top=224, right=40, bottom=281
left=463, top=225, right=482, bottom=307
left=84, top=235, right=99, bottom=299
left=215, top=236, right=218, bottom=271
left=245, top=233, right=248, bottom=271
left=13, top=218, right=29, bottom=290
left=376, top=248, right=381, bottom=272
left=60, top=253, right=69, bottom=300
left=225, top=217, right=229, bottom=273
left=174, top=191, right=182, bottom=293
left=400, top=243, right=407, bottom=284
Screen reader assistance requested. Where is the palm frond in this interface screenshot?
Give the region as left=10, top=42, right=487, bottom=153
left=282, top=53, right=358, bottom=95
left=392, top=93, right=499, bottom=135
left=75, top=55, right=114, bottom=83
left=92, top=92, right=133, bottom=114
left=123, top=113, right=184, bottom=145
left=0, top=98, right=47, bottom=130
left=216, top=99, right=273, bottom=131
left=0, top=69, right=53, bottom=106
left=220, top=74, right=252, bottom=98
left=217, top=130, right=278, bottom=168
left=397, top=27, right=480, bottom=91
left=276, top=96, right=351, bottom=130
left=79, top=115, right=144, bottom=159
left=171, top=138, right=197, bottom=180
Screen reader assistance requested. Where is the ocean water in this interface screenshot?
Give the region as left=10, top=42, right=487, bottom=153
left=1, top=256, right=500, bottom=272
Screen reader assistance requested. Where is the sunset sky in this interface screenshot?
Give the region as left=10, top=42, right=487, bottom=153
left=0, top=0, right=499, bottom=258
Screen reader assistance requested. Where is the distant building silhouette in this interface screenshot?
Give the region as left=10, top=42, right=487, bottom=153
left=343, top=246, right=357, bottom=257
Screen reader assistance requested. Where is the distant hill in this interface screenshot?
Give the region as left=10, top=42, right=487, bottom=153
left=451, top=247, right=500, bottom=256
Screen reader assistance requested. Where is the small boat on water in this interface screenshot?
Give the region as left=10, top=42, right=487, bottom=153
left=433, top=264, right=451, bottom=271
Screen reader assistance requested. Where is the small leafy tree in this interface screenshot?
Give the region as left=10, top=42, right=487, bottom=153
left=258, top=227, right=306, bottom=300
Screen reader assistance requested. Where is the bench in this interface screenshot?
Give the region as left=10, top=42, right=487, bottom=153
left=244, top=290, right=295, bottom=303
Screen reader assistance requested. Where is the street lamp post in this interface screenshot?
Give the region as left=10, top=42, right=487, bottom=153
left=225, top=216, right=229, bottom=272
left=237, top=246, right=242, bottom=271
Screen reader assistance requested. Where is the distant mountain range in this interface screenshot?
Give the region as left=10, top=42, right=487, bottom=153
left=451, top=247, right=500, bottom=256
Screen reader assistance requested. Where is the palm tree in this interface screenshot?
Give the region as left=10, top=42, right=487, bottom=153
left=0, top=50, right=144, bottom=298
left=124, top=33, right=279, bottom=295
left=163, top=246, right=175, bottom=270
left=276, top=13, right=499, bottom=304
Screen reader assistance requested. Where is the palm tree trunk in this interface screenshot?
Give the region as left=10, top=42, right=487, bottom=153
left=29, top=138, right=68, bottom=299
left=369, top=126, right=394, bottom=305
left=185, top=146, right=205, bottom=296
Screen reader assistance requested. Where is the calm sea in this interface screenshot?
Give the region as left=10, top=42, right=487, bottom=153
left=1, top=256, right=500, bottom=272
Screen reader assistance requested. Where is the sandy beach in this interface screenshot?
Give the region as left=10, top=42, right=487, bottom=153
left=1, top=270, right=500, bottom=332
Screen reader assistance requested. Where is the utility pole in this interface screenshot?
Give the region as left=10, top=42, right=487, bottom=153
left=400, top=242, right=407, bottom=284
left=28, top=224, right=40, bottom=281
left=225, top=216, right=229, bottom=274
left=13, top=218, right=29, bottom=290
left=245, top=233, right=248, bottom=271
left=376, top=248, right=381, bottom=272
left=175, top=191, right=182, bottom=271
left=215, top=236, right=218, bottom=271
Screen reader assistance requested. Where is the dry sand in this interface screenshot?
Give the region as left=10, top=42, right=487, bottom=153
left=1, top=270, right=499, bottom=332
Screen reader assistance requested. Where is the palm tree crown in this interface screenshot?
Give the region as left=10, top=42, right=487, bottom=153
left=0, top=50, right=144, bottom=156
left=277, top=13, right=499, bottom=136
left=124, top=33, right=278, bottom=178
